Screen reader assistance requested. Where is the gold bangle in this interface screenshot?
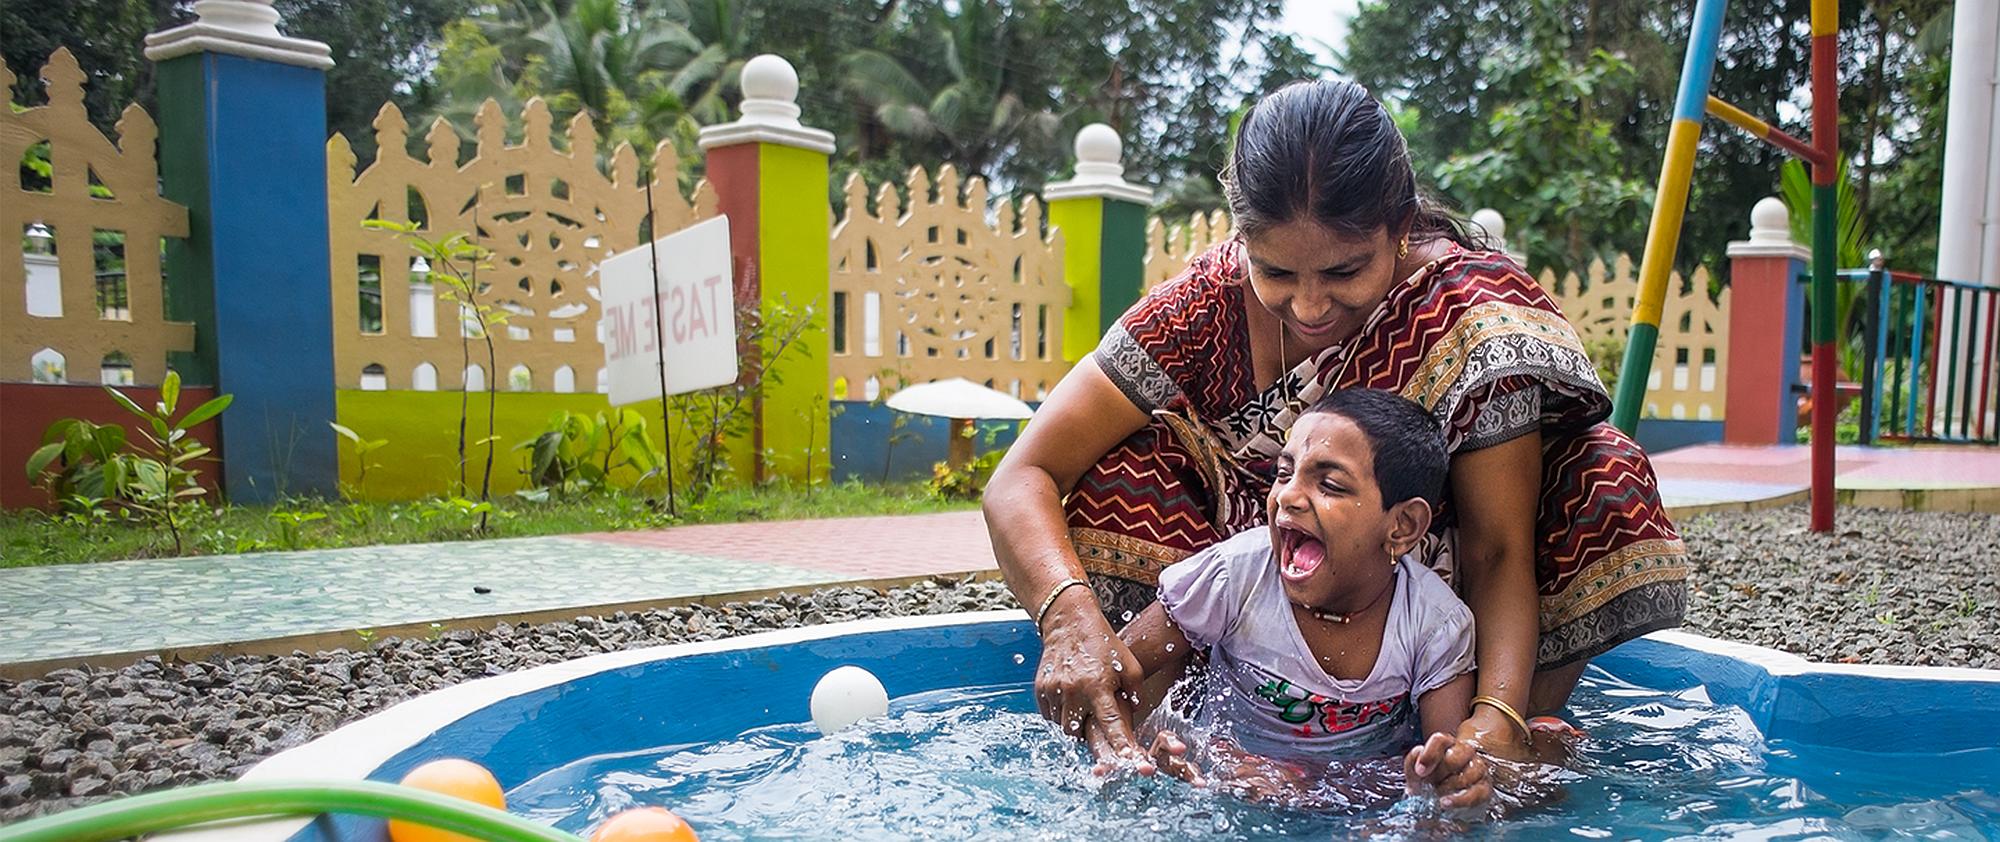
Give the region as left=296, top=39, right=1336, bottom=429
left=1470, top=694, right=1533, bottom=741
left=1033, top=577, right=1088, bottom=630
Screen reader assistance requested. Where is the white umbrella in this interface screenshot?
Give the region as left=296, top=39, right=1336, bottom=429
left=885, top=378, right=1034, bottom=420
left=884, top=378, right=1033, bottom=469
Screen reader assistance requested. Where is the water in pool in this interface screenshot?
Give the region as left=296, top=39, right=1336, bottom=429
left=507, top=668, right=2000, bottom=839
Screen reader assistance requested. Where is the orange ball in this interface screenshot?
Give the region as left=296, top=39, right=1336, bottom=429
left=590, top=807, right=700, bottom=842
left=388, top=758, right=507, bottom=842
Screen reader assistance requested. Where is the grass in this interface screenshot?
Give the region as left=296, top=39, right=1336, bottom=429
left=0, top=480, right=977, bottom=568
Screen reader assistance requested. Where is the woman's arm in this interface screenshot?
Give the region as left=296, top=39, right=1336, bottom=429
left=1446, top=430, right=1543, bottom=758
left=983, top=356, right=1152, bottom=764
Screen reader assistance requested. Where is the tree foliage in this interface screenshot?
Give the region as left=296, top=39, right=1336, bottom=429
left=1346, top=0, right=1952, bottom=276
left=4, top=0, right=1954, bottom=277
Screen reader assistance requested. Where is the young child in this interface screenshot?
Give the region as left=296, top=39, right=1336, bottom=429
left=1119, top=387, right=1491, bottom=810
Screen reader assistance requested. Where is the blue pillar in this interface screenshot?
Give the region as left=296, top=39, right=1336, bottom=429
left=146, top=4, right=339, bottom=502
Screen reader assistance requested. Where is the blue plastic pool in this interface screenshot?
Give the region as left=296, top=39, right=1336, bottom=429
left=166, top=612, right=2000, bottom=841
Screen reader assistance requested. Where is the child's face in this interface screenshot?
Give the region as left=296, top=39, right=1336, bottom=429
left=1267, top=412, right=1398, bottom=608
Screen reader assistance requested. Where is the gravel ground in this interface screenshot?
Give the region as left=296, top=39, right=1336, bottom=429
left=3, top=505, right=1997, bottom=822
left=0, top=577, right=1019, bottom=822
left=1677, top=504, right=1999, bottom=670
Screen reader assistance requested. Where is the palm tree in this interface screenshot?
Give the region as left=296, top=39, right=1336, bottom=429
left=839, top=0, right=1059, bottom=183
left=428, top=0, right=732, bottom=157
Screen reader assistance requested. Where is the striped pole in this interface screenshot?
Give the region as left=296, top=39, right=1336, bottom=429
left=1807, top=0, right=1839, bottom=532
left=1613, top=0, right=1729, bottom=434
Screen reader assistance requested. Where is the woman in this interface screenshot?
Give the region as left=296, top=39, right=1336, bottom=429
left=983, top=79, right=1688, bottom=768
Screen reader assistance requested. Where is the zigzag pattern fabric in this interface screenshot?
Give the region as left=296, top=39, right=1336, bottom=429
left=1069, top=240, right=1687, bottom=669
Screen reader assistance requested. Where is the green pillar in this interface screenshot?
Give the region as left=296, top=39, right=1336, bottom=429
left=696, top=55, right=834, bottom=484
left=1046, top=124, right=1153, bottom=362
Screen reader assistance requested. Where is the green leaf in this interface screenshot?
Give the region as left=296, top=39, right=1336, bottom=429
left=41, top=418, right=81, bottom=446
left=26, top=443, right=64, bottom=481
left=131, top=458, right=167, bottom=496
left=91, top=424, right=126, bottom=460
left=159, top=371, right=181, bottom=415
left=104, top=386, right=148, bottom=422
left=175, top=394, right=234, bottom=431
left=329, top=422, right=362, bottom=444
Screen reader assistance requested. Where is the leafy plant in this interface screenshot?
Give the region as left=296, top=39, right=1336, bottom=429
left=418, top=495, right=503, bottom=533
left=270, top=509, right=328, bottom=550
left=365, top=220, right=507, bottom=530
left=926, top=422, right=1015, bottom=501
left=927, top=449, right=1004, bottom=501
left=26, top=418, right=130, bottom=515
left=329, top=422, right=389, bottom=499
left=26, top=371, right=233, bottom=555
left=665, top=295, right=820, bottom=502
left=515, top=408, right=667, bottom=500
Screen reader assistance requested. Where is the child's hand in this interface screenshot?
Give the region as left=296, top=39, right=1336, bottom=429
left=1404, top=731, right=1491, bottom=810
left=1147, top=730, right=1208, bottom=787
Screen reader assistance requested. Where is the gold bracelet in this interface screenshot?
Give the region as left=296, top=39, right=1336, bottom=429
left=1470, top=694, right=1533, bottom=741
left=1033, top=578, right=1088, bottom=630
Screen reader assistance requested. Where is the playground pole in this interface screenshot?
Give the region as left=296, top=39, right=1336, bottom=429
left=1612, top=0, right=1729, bottom=434
left=1808, top=0, right=1839, bottom=532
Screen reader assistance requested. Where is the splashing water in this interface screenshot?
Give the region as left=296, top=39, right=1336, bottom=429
left=507, top=669, right=2000, bottom=840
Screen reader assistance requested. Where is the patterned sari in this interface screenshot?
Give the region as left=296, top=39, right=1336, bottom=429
left=1068, top=240, right=1687, bottom=670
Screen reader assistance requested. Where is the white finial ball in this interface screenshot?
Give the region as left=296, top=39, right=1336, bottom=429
left=1470, top=208, right=1506, bottom=244
left=741, top=54, right=800, bottom=104
left=810, top=665, right=888, bottom=734
left=1749, top=196, right=1790, bottom=241
left=1075, top=123, right=1122, bottom=166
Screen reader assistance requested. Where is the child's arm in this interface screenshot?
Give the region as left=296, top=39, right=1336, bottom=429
left=1119, top=602, right=1202, bottom=780
left=1405, top=672, right=1492, bottom=810
left=1118, top=601, right=1191, bottom=681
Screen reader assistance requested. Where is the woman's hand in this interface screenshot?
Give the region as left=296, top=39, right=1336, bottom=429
left=1034, top=590, right=1152, bottom=772
left=1455, top=706, right=1530, bottom=761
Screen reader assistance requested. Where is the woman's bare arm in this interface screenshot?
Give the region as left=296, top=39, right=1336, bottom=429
left=1445, top=430, right=1543, bottom=757
left=982, top=356, right=1152, bottom=763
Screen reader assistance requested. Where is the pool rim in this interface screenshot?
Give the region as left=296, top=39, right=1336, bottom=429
left=158, top=611, right=2000, bottom=841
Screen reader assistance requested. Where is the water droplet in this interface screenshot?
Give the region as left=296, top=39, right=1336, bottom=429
left=1013, top=653, right=1026, bottom=664
left=1121, top=610, right=1134, bottom=622
left=1112, top=660, right=1124, bottom=672
left=1164, top=643, right=1176, bottom=652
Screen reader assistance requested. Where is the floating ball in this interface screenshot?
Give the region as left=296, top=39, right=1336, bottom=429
left=389, top=758, right=505, bottom=842
left=591, top=806, right=701, bottom=841
left=809, top=664, right=888, bottom=734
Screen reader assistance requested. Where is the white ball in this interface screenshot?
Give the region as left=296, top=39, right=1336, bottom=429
left=809, top=665, right=888, bottom=734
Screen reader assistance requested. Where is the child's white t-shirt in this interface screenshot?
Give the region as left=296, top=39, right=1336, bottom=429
left=1157, top=527, right=1476, bottom=762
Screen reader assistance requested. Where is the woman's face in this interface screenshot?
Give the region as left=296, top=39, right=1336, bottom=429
left=1241, top=218, right=1402, bottom=352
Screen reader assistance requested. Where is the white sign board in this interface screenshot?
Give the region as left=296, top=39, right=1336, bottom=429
left=599, top=216, right=737, bottom=406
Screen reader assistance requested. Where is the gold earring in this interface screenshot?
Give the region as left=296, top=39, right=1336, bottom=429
left=1397, top=236, right=1410, bottom=259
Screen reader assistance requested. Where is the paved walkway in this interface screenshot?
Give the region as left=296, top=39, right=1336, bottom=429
left=2, top=444, right=1995, bottom=674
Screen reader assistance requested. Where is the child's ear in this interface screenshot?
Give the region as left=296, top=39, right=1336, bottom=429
left=1383, top=497, right=1433, bottom=557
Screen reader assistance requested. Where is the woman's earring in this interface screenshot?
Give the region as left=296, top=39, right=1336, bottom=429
left=1397, top=236, right=1410, bottom=259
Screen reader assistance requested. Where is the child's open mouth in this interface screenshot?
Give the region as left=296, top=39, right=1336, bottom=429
left=1277, top=525, right=1326, bottom=582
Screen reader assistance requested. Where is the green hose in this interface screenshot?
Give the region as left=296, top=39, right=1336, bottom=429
left=0, top=779, right=583, bottom=842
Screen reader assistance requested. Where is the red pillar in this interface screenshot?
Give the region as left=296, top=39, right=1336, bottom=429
left=1724, top=198, right=1810, bottom=445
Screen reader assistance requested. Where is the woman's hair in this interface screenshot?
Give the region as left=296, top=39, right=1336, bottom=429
left=1223, top=79, right=1483, bottom=249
